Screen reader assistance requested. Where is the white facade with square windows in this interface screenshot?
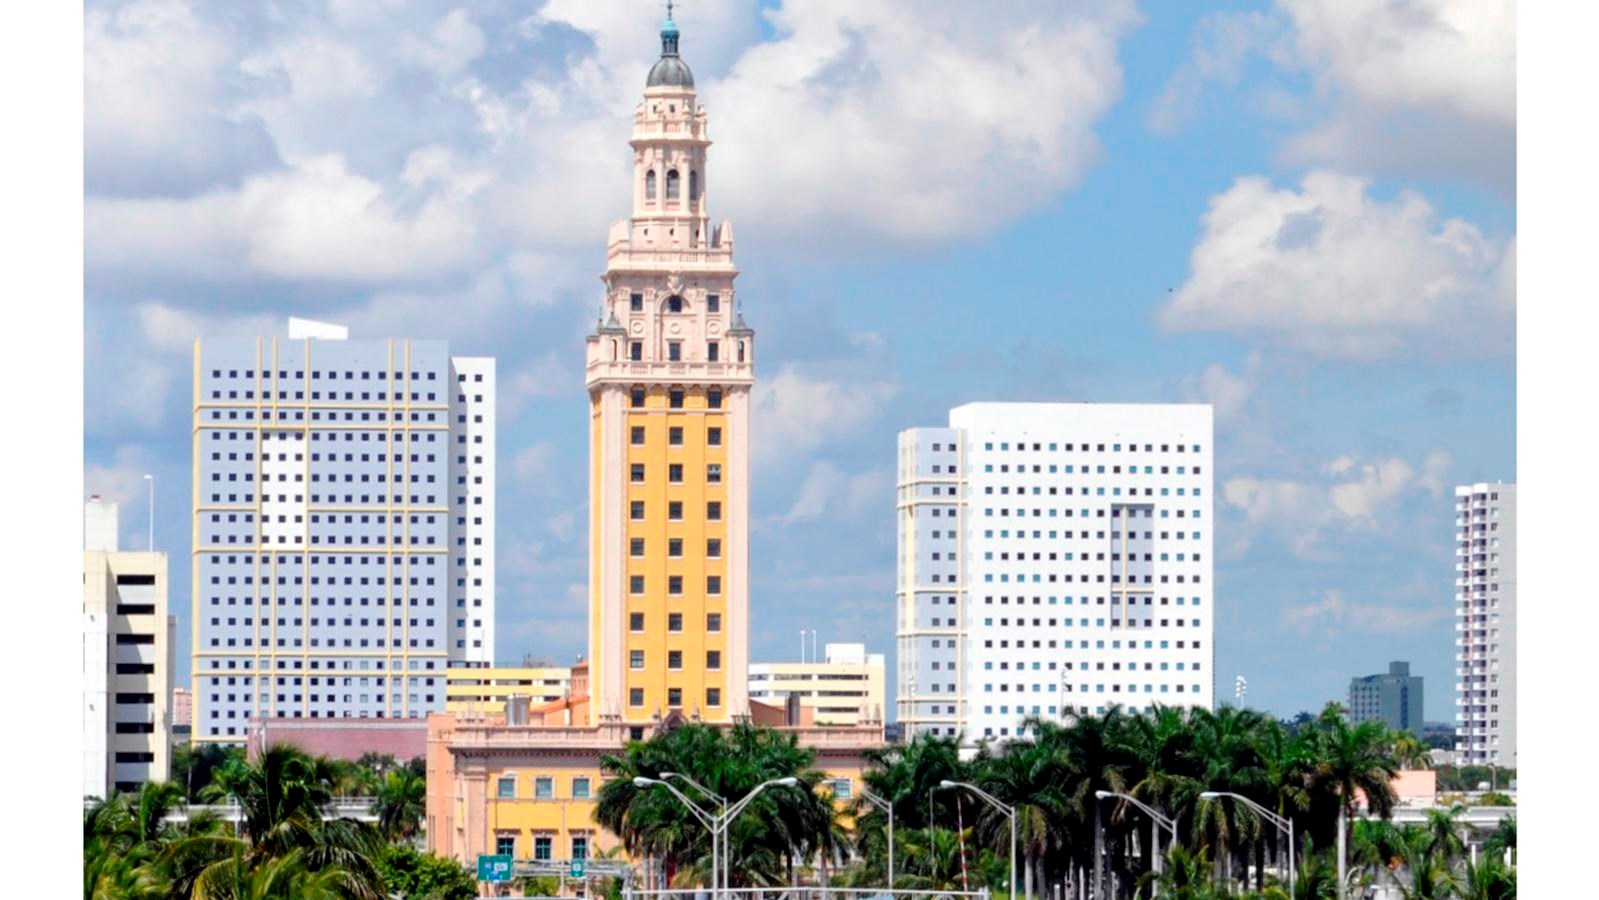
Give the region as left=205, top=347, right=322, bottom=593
left=897, top=402, right=1215, bottom=745
left=191, top=323, right=495, bottom=744
left=1454, top=482, right=1515, bottom=767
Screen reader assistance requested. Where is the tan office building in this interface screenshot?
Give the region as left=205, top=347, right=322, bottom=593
left=445, top=665, right=573, bottom=715
left=84, top=497, right=174, bottom=797
left=748, top=643, right=886, bottom=727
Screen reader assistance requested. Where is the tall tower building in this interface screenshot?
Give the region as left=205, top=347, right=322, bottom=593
left=586, top=12, right=753, bottom=725
left=83, top=497, right=174, bottom=796
left=191, top=321, right=495, bottom=744
left=1454, top=482, right=1515, bottom=766
left=897, top=403, right=1215, bottom=744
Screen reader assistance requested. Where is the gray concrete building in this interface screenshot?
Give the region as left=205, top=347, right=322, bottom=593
left=1348, top=660, right=1424, bottom=734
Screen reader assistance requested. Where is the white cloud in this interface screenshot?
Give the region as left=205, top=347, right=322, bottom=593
left=708, top=0, right=1139, bottom=244
left=1159, top=171, right=1514, bottom=359
left=780, top=462, right=893, bottom=526
left=1222, top=448, right=1452, bottom=556
left=1181, top=355, right=1262, bottom=420
left=88, top=152, right=486, bottom=284
left=1149, top=11, right=1285, bottom=135
left=750, top=366, right=899, bottom=468
left=1281, top=589, right=1448, bottom=636
left=1277, top=0, right=1514, bottom=188
left=1153, top=1, right=1514, bottom=189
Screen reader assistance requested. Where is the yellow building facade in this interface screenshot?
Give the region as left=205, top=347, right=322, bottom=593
left=585, top=12, right=753, bottom=726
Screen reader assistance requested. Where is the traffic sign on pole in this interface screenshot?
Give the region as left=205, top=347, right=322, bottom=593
left=570, top=859, right=586, bottom=879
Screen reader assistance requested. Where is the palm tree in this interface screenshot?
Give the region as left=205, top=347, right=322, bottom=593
left=1456, top=854, right=1516, bottom=900
left=1304, top=705, right=1398, bottom=899
left=1057, top=707, right=1129, bottom=898
left=375, top=767, right=427, bottom=842
left=978, top=721, right=1073, bottom=900
left=1391, top=732, right=1431, bottom=770
left=1484, top=815, right=1516, bottom=867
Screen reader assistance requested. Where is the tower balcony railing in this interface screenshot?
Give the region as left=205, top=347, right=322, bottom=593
left=585, top=359, right=755, bottom=383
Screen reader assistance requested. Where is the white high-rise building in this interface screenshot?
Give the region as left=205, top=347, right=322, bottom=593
left=191, top=321, right=495, bottom=743
left=897, top=403, right=1215, bottom=744
left=1454, top=482, right=1515, bottom=767
left=84, top=497, right=174, bottom=797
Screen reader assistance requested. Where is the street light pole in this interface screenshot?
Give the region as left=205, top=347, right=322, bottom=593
left=717, top=777, right=800, bottom=892
left=664, top=773, right=726, bottom=894
left=940, top=780, right=1017, bottom=900
left=634, top=777, right=717, bottom=893
left=861, top=788, right=896, bottom=891
left=1095, top=791, right=1178, bottom=896
left=1198, top=792, right=1294, bottom=895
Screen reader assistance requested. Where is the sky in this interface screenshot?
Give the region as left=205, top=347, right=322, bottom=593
left=82, top=0, right=1515, bottom=720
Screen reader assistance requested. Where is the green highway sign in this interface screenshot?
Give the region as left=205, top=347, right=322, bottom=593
left=570, top=859, right=586, bottom=878
left=477, top=854, right=513, bottom=883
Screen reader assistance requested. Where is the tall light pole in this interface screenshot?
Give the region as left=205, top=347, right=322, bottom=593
left=634, top=777, right=718, bottom=892
left=1095, top=791, right=1178, bottom=896
left=143, top=474, right=155, bottom=551
left=717, top=777, right=799, bottom=891
left=939, top=780, right=1017, bottom=900
left=1199, top=792, right=1294, bottom=894
left=664, top=772, right=726, bottom=893
left=860, top=787, right=895, bottom=890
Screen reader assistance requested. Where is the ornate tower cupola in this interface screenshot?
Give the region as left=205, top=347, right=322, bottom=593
left=585, top=9, right=752, bottom=726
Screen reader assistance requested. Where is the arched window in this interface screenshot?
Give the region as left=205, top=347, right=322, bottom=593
left=645, top=170, right=657, bottom=199
left=666, top=169, right=680, bottom=201
left=667, top=295, right=684, bottom=313
left=689, top=171, right=699, bottom=203
left=737, top=341, right=746, bottom=363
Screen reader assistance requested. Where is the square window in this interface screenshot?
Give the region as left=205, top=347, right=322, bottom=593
left=668, top=613, right=683, bottom=631
left=667, top=687, right=683, bottom=706
left=630, top=293, right=644, bottom=311
left=707, top=575, right=721, bottom=594
left=669, top=427, right=684, bottom=446
left=630, top=342, right=643, bottom=361
left=707, top=343, right=720, bottom=362
left=707, top=427, right=722, bottom=446
left=631, top=463, right=645, bottom=483
left=707, top=463, right=722, bottom=483
left=630, top=537, right=645, bottom=557
left=668, top=575, right=683, bottom=595
left=497, top=776, right=516, bottom=799
left=706, top=650, right=721, bottom=670
left=630, top=575, right=645, bottom=594
left=668, top=650, right=683, bottom=669
left=668, top=501, right=683, bottom=520
left=631, top=426, right=646, bottom=445
left=630, top=612, right=645, bottom=631
left=707, top=538, right=722, bottom=558
left=668, top=343, right=682, bottom=361
left=707, top=613, right=722, bottom=632
left=707, top=294, right=720, bottom=313
left=535, top=777, right=554, bottom=800
left=669, top=463, right=683, bottom=483
left=630, top=501, right=645, bottom=520
left=707, top=501, right=722, bottom=521
left=669, top=538, right=683, bottom=557
left=707, top=687, right=721, bottom=706
left=629, top=687, right=644, bottom=706
left=630, top=650, right=645, bottom=669
left=630, top=388, right=645, bottom=408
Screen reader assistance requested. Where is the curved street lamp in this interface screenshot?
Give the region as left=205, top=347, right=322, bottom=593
left=634, top=776, right=718, bottom=892
left=938, top=780, right=1017, bottom=900
left=1198, top=791, right=1295, bottom=894
left=1095, top=791, right=1178, bottom=896
left=859, top=788, right=895, bottom=890
left=663, top=773, right=727, bottom=893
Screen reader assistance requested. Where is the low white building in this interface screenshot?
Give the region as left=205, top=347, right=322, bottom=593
left=897, top=402, right=1216, bottom=745
left=748, top=643, right=885, bottom=726
left=84, top=497, right=174, bottom=797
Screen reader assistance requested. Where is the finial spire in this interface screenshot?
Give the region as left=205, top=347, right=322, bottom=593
left=661, top=0, right=680, bottom=54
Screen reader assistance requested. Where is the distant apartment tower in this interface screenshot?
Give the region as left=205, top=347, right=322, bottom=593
left=898, top=403, right=1215, bottom=744
left=84, top=497, right=174, bottom=796
left=1455, top=482, right=1516, bottom=766
left=191, top=320, right=495, bottom=744
left=748, top=643, right=886, bottom=726
left=1348, top=661, right=1424, bottom=733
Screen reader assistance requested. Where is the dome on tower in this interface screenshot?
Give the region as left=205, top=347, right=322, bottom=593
left=646, top=12, right=694, bottom=87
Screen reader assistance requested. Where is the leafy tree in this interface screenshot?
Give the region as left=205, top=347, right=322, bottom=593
left=377, top=844, right=479, bottom=900
left=376, top=766, right=428, bottom=842
left=1304, top=705, right=1398, bottom=899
